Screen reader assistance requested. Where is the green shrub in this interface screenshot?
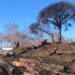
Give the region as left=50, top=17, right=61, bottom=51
left=46, top=70, right=51, bottom=75
left=17, top=47, right=28, bottom=55
left=63, top=64, right=71, bottom=73
left=39, top=69, right=51, bottom=75
left=6, top=53, right=11, bottom=57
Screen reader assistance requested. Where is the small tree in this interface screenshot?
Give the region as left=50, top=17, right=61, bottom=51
left=30, top=22, right=54, bottom=43
left=4, top=24, right=27, bottom=48
left=4, top=24, right=19, bottom=48
left=38, top=1, right=75, bottom=44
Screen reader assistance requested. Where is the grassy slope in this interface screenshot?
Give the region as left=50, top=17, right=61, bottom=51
left=16, top=44, right=75, bottom=64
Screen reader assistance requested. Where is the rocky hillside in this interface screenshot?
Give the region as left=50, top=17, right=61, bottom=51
left=0, top=43, right=75, bottom=75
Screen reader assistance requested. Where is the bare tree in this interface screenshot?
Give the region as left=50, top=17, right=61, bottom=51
left=4, top=24, right=20, bottom=48
left=38, top=1, right=75, bottom=44
left=30, top=22, right=55, bottom=43
left=4, top=24, right=28, bottom=48
left=0, top=33, right=3, bottom=48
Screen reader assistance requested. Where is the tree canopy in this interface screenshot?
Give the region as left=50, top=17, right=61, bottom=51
left=38, top=1, right=75, bottom=44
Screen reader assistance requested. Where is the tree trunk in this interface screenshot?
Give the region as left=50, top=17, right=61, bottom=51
left=59, top=26, right=62, bottom=44
left=51, top=35, right=54, bottom=43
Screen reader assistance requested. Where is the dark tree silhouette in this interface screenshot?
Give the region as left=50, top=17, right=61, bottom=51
left=30, top=22, right=54, bottom=43
left=38, top=1, right=75, bottom=44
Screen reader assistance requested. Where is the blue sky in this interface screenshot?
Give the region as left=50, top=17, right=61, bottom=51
left=0, top=0, right=75, bottom=40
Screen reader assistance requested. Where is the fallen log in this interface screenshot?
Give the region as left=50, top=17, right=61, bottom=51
left=0, top=61, right=15, bottom=75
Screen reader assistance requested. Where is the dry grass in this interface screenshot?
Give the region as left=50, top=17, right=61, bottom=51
left=15, top=44, right=75, bottom=64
